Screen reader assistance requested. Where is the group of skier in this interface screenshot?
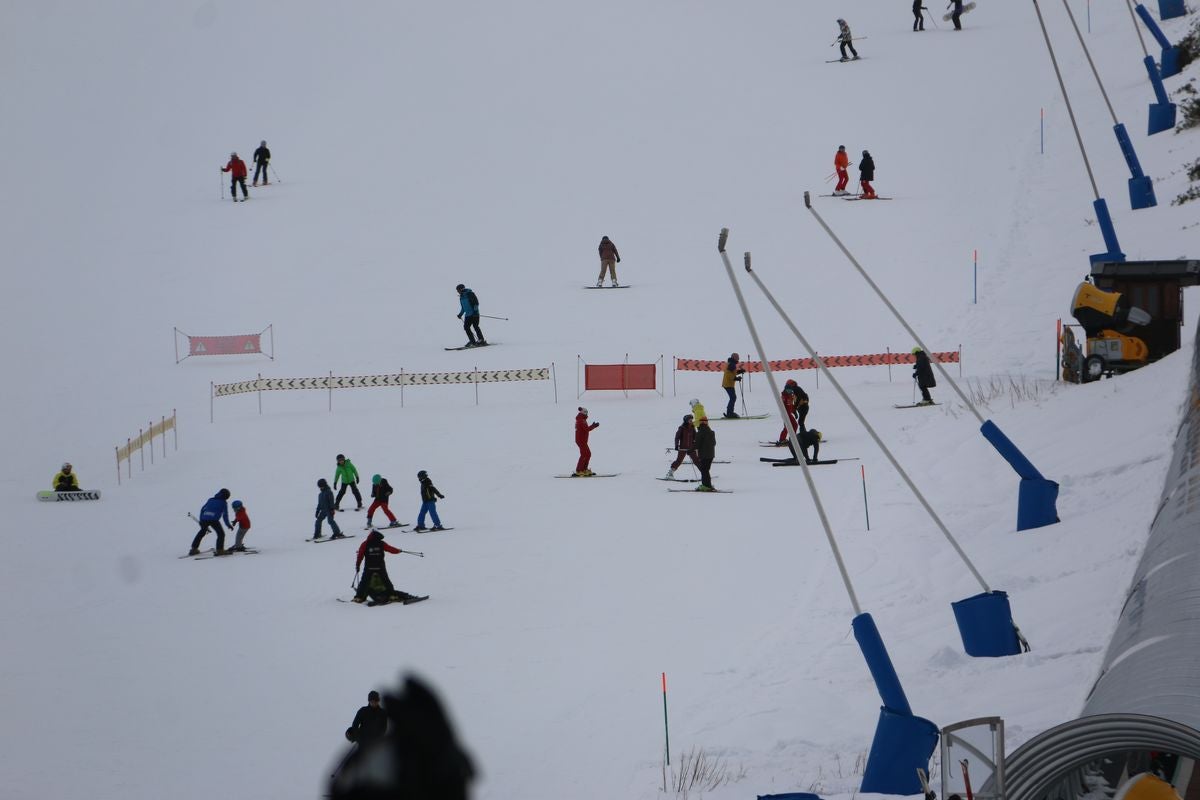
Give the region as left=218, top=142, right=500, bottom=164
left=220, top=140, right=271, bottom=202
left=833, top=145, right=877, bottom=199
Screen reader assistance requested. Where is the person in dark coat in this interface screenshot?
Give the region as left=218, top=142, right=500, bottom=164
left=913, top=0, right=926, bottom=30
left=666, top=414, right=700, bottom=479
left=783, top=428, right=823, bottom=464
left=858, top=150, right=877, bottom=199
left=455, top=284, right=486, bottom=347
left=190, top=488, right=232, bottom=555
left=836, top=19, right=859, bottom=61
left=252, top=140, right=271, bottom=186
left=695, top=416, right=717, bottom=491
left=221, top=152, right=249, bottom=201
left=913, top=347, right=936, bottom=404
left=315, top=478, right=345, bottom=540
left=414, top=470, right=446, bottom=532
left=366, top=474, right=399, bottom=528
left=353, top=530, right=418, bottom=604
left=947, top=0, right=964, bottom=30
left=597, top=236, right=621, bottom=287
left=346, top=691, right=389, bottom=744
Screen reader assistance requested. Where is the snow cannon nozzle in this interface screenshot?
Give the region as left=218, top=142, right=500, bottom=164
left=743, top=252, right=752, bottom=272
left=718, top=228, right=729, bottom=253
left=803, top=191, right=812, bottom=209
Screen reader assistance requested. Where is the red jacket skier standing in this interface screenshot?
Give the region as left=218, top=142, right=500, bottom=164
left=574, top=407, right=600, bottom=476
left=221, top=152, right=249, bottom=201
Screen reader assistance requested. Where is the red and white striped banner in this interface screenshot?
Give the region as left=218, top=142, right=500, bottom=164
left=675, top=351, right=959, bottom=372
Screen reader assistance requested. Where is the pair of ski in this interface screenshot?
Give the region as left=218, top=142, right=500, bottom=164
left=895, top=402, right=939, bottom=409
left=444, top=342, right=496, bottom=351
left=181, top=547, right=260, bottom=560
left=760, top=456, right=854, bottom=466
left=711, top=413, right=770, bottom=421
left=583, top=284, right=631, bottom=290
left=336, top=595, right=429, bottom=607
left=667, top=487, right=732, bottom=493
left=554, top=473, right=618, bottom=478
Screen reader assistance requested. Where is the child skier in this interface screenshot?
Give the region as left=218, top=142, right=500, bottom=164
left=721, top=353, right=746, bottom=418
left=221, top=151, right=249, bottom=201
left=858, top=150, right=877, bottom=199
left=333, top=454, right=363, bottom=511
left=52, top=462, right=80, bottom=491
left=666, top=414, right=700, bottom=479
left=688, top=398, right=707, bottom=428
left=833, top=145, right=851, bottom=195
left=574, top=407, right=600, bottom=476
left=414, top=470, right=446, bottom=532
left=913, top=347, right=936, bottom=404
left=695, top=417, right=717, bottom=491
left=836, top=19, right=859, bottom=61
left=230, top=499, right=252, bottom=551
left=353, top=530, right=421, bottom=604
left=315, top=478, right=345, bottom=540
left=190, top=488, right=232, bottom=555
left=366, top=474, right=401, bottom=529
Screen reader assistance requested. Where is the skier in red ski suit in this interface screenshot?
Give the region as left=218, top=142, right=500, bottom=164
left=574, top=407, right=600, bottom=476
left=221, top=152, right=249, bottom=201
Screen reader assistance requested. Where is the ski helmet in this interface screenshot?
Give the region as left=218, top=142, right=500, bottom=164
left=371, top=474, right=381, bottom=485
left=683, top=414, right=693, bottom=423
left=218, top=488, right=230, bottom=499
left=455, top=283, right=465, bottom=292
left=863, top=150, right=870, bottom=156
left=368, top=690, right=380, bottom=702
left=785, top=379, right=797, bottom=387
left=578, top=406, right=588, bottom=416
left=838, top=145, right=845, bottom=151
left=230, top=151, right=237, bottom=158
left=61, top=462, right=71, bottom=470
left=816, top=430, right=823, bottom=441
left=336, top=454, right=345, bottom=461
left=318, top=478, right=328, bottom=487
left=689, top=398, right=699, bottom=407
left=417, top=470, right=427, bottom=480
left=231, top=500, right=243, bottom=510
left=260, top=140, right=267, bottom=146
left=911, top=346, right=923, bottom=355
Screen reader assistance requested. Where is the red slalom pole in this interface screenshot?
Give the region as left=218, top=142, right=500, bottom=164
left=861, top=465, right=870, bottom=531
left=661, top=673, right=671, bottom=766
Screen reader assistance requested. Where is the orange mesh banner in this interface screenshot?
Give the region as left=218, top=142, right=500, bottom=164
left=585, top=364, right=657, bottom=390
left=675, top=351, right=959, bottom=372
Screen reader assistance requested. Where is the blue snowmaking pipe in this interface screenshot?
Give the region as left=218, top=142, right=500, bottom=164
left=980, top=421, right=1061, bottom=530
left=1135, top=4, right=1181, bottom=77
left=1143, top=56, right=1178, bottom=134
left=853, top=613, right=912, bottom=714
left=1113, top=123, right=1156, bottom=209
left=1091, top=198, right=1126, bottom=264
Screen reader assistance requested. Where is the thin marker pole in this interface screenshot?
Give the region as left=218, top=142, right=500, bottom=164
left=1040, top=108, right=1044, bottom=154
left=661, top=673, right=671, bottom=767
left=861, top=465, right=871, bottom=531
left=973, top=249, right=978, bottom=304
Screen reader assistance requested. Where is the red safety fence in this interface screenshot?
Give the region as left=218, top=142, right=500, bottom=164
left=585, top=364, right=657, bottom=391
left=175, top=325, right=274, bottom=363
left=675, top=350, right=959, bottom=372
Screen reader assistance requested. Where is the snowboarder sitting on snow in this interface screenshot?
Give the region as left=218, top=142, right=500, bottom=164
left=834, top=145, right=851, bottom=195
left=695, top=417, right=717, bottom=491
left=836, top=19, right=859, bottom=61
left=367, top=474, right=400, bottom=529
left=221, top=151, right=249, bottom=201
left=190, top=488, right=232, bottom=555
left=597, top=235, right=621, bottom=287
left=414, top=470, right=446, bottom=532
left=334, top=453, right=363, bottom=511
left=666, top=414, right=701, bottom=479
left=252, top=140, right=271, bottom=186
left=574, top=407, right=600, bottom=477
left=230, top=500, right=252, bottom=551
left=455, top=284, right=486, bottom=348
left=858, top=150, right=877, bottom=199
left=315, top=478, right=346, bottom=540
left=52, top=462, right=80, bottom=491
left=353, top=530, right=418, bottom=604
left=721, top=353, right=746, bottom=418
left=346, top=690, right=389, bottom=744
left=912, top=347, right=936, bottom=404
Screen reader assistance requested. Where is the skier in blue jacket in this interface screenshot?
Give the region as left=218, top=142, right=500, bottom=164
left=314, top=478, right=345, bottom=540
left=455, top=284, right=486, bottom=348
left=189, top=488, right=232, bottom=555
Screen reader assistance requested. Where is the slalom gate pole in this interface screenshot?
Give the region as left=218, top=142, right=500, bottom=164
left=861, top=465, right=871, bottom=531
left=733, top=222, right=993, bottom=595
left=717, top=228, right=863, bottom=615
left=661, top=673, right=671, bottom=767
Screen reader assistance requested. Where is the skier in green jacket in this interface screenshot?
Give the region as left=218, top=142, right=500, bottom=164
left=334, top=454, right=363, bottom=511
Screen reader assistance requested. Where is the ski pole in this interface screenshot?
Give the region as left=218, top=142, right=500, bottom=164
left=270, top=164, right=282, bottom=183
left=479, top=314, right=509, bottom=321
left=824, top=172, right=836, bottom=183
left=912, top=376, right=917, bottom=404
left=399, top=549, right=424, bottom=558
left=352, top=568, right=359, bottom=589
left=925, top=8, right=939, bottom=28
left=219, top=172, right=224, bottom=200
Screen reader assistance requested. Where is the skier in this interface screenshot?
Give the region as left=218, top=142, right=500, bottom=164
left=858, top=150, right=877, bottom=199
left=834, top=145, right=851, bottom=195
left=666, top=414, right=700, bottom=479
left=221, top=151, right=249, bottom=202
left=836, top=19, right=859, bottom=61
left=913, top=347, right=936, bottom=404
left=597, top=235, right=621, bottom=287
left=788, top=428, right=824, bottom=464
left=574, top=407, right=600, bottom=476
left=314, top=478, right=345, bottom=540
left=52, top=462, right=80, bottom=491
left=913, top=0, right=927, bottom=31
left=455, top=284, right=486, bottom=347
left=695, top=416, right=717, bottom=491
left=777, top=379, right=810, bottom=444
left=353, top=530, right=419, bottom=604
left=333, top=454, right=363, bottom=511
left=366, top=474, right=400, bottom=529
left=688, top=398, right=707, bottom=428
left=721, top=353, right=746, bottom=418
left=252, top=140, right=271, bottom=186
left=230, top=499, right=252, bottom=551
left=414, top=470, right=447, bottom=532
left=190, top=488, right=232, bottom=555
left=345, top=691, right=388, bottom=744
left=947, top=0, right=963, bottom=30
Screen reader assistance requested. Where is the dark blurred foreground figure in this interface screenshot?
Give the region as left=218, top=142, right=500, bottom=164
left=329, top=674, right=476, bottom=800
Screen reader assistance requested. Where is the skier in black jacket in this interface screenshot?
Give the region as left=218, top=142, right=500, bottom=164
left=912, top=347, right=936, bottom=404
left=345, top=691, right=389, bottom=744
left=252, top=140, right=271, bottom=186
left=913, top=0, right=926, bottom=30
left=948, top=0, right=964, bottom=30
left=858, top=150, right=877, bottom=199
left=353, top=530, right=420, bottom=604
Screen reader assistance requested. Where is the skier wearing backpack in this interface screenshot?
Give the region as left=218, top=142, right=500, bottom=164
left=836, top=19, right=859, bottom=61
left=221, top=151, right=249, bottom=201
left=333, top=454, right=363, bottom=511
left=574, top=407, right=600, bottom=476
left=834, top=145, right=851, bottom=195
left=190, top=488, right=232, bottom=555
left=666, top=414, right=700, bottom=479
left=252, top=140, right=271, bottom=186
left=414, top=470, right=447, bottom=532
left=913, top=347, right=936, bottom=404
left=353, top=530, right=419, bottom=604
left=858, top=150, right=877, bottom=199
left=455, top=284, right=486, bottom=348
left=366, top=474, right=400, bottom=529
left=314, top=478, right=345, bottom=540
left=597, top=236, right=621, bottom=287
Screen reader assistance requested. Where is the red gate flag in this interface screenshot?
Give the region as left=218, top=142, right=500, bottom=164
left=585, top=364, right=656, bottom=391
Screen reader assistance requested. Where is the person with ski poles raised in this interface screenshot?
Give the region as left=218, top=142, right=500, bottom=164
left=835, top=19, right=859, bottom=61
left=352, top=530, right=419, bottom=604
